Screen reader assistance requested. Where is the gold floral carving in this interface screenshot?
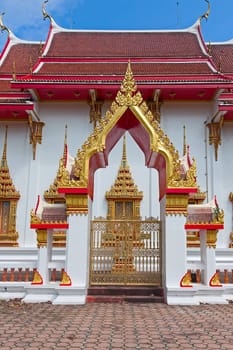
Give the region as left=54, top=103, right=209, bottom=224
left=31, top=270, right=43, bottom=285
left=28, top=115, right=44, bottom=160
left=36, top=229, right=47, bottom=248
left=44, top=127, right=68, bottom=203
left=180, top=270, right=192, bottom=287
left=229, top=232, right=233, bottom=248
left=206, top=229, right=218, bottom=248
left=209, top=272, right=221, bottom=287
left=60, top=270, right=72, bottom=286
left=65, top=194, right=88, bottom=215
left=207, top=120, right=223, bottom=162
left=66, top=62, right=195, bottom=193
left=166, top=194, right=189, bottom=216
left=0, top=126, right=20, bottom=247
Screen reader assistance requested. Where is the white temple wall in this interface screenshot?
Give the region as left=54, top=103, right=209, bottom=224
left=0, top=123, right=36, bottom=246
left=92, top=132, right=160, bottom=219
left=37, top=101, right=92, bottom=194
left=211, top=122, right=233, bottom=247
left=1, top=100, right=232, bottom=248
left=161, top=100, right=211, bottom=193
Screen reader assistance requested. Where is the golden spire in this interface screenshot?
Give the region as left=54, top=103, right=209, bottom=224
left=0, top=12, right=10, bottom=33
left=0, top=126, right=20, bottom=199
left=121, top=134, right=127, bottom=167
left=2, top=125, right=8, bottom=166
left=63, top=125, right=68, bottom=167
left=44, top=125, right=69, bottom=203
left=199, top=0, right=210, bottom=22
left=183, top=125, right=186, bottom=156
left=106, top=134, right=143, bottom=199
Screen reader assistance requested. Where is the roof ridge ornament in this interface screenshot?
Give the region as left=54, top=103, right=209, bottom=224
left=42, top=0, right=52, bottom=22
left=0, top=12, right=10, bottom=33
left=199, top=0, right=210, bottom=23
left=116, top=61, right=143, bottom=107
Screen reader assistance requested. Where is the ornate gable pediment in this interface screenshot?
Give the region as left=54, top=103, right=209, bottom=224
left=57, top=62, right=197, bottom=196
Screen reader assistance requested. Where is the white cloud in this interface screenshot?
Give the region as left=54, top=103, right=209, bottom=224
left=0, top=0, right=83, bottom=43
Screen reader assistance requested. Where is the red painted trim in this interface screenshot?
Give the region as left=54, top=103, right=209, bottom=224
left=166, top=188, right=197, bottom=194
left=219, top=105, right=233, bottom=111
left=185, top=224, right=224, bottom=230
left=12, top=80, right=231, bottom=91
left=30, top=223, right=69, bottom=229
left=0, top=93, right=32, bottom=98
left=218, top=93, right=233, bottom=100
left=0, top=103, right=34, bottom=110
left=35, top=195, right=40, bottom=215
left=58, top=187, right=88, bottom=194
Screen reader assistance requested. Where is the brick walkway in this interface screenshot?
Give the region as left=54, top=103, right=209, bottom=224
left=0, top=300, right=233, bottom=349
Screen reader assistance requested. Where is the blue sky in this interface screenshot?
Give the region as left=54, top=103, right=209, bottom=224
left=0, top=0, right=232, bottom=51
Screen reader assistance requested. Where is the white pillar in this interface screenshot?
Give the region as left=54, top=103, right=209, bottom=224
left=21, top=155, right=40, bottom=247
left=163, top=212, right=187, bottom=287
left=66, top=214, right=89, bottom=287
left=37, top=229, right=53, bottom=284
left=200, top=230, right=216, bottom=285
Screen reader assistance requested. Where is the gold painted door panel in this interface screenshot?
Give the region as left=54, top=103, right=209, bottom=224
left=90, top=219, right=161, bottom=286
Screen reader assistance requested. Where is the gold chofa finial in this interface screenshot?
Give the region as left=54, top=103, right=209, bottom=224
left=42, top=0, right=52, bottom=22
left=199, top=0, right=210, bottom=22
left=0, top=12, right=10, bottom=33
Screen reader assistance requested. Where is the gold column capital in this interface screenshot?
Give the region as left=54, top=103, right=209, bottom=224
left=165, top=193, right=189, bottom=216
left=206, top=229, right=218, bottom=248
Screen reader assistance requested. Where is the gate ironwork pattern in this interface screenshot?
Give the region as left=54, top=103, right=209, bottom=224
left=90, top=219, right=161, bottom=286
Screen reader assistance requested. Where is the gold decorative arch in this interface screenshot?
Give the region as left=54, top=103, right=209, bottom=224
left=58, top=62, right=196, bottom=198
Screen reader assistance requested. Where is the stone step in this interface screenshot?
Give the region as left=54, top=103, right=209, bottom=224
left=87, top=286, right=164, bottom=303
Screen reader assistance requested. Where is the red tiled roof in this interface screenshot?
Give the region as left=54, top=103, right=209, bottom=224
left=46, top=31, right=206, bottom=59
left=211, top=44, right=233, bottom=75
left=36, top=61, right=215, bottom=76
left=0, top=43, right=40, bottom=74
left=0, top=80, right=12, bottom=92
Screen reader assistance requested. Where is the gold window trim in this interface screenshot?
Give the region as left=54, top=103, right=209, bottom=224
left=0, top=126, right=20, bottom=247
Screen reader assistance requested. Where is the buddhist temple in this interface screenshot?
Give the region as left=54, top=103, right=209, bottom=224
left=0, top=1, right=232, bottom=304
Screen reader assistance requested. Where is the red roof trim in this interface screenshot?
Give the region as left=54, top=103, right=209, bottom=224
left=218, top=93, right=233, bottom=100
left=20, top=75, right=226, bottom=84
left=31, top=223, right=69, bottom=229
left=219, top=105, right=233, bottom=111
left=166, top=188, right=197, bottom=194
left=58, top=187, right=88, bottom=194
left=185, top=223, right=224, bottom=230
left=0, top=103, right=34, bottom=110
left=0, top=92, right=32, bottom=98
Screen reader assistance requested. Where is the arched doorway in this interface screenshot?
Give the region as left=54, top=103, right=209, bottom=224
left=57, top=62, right=197, bottom=298
left=90, top=132, right=161, bottom=286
